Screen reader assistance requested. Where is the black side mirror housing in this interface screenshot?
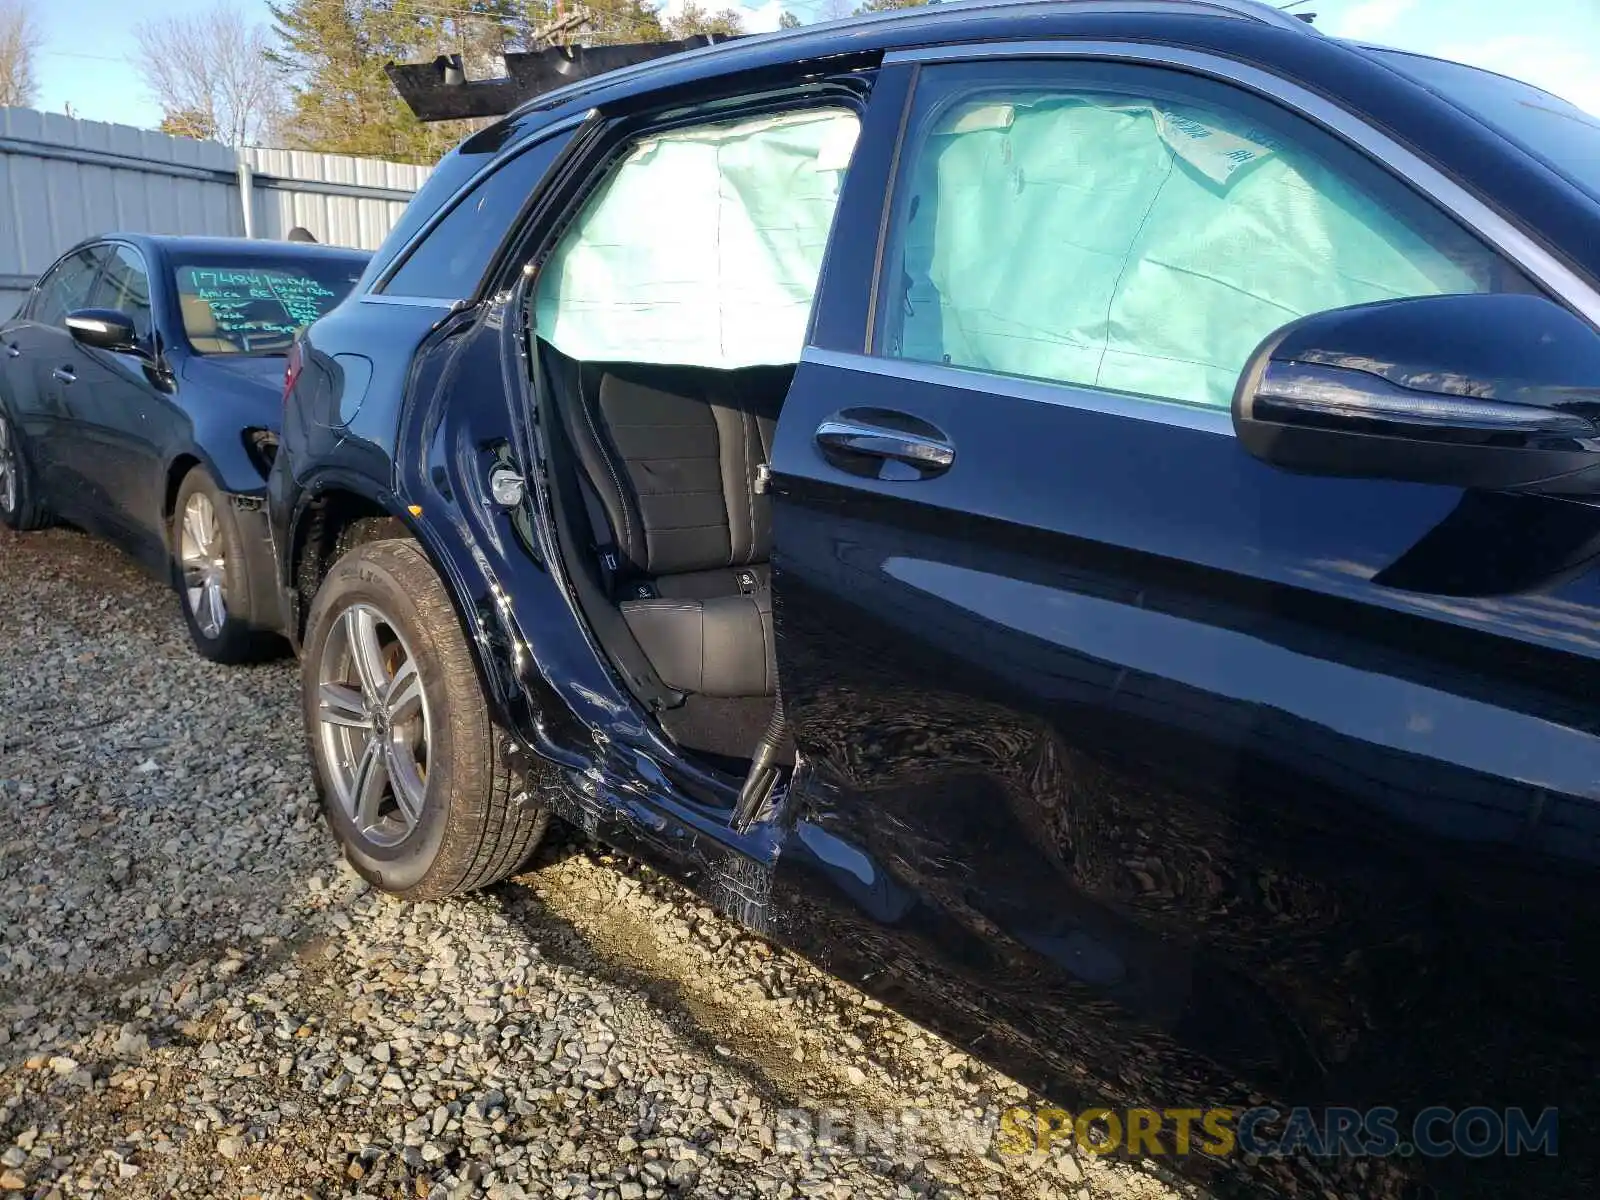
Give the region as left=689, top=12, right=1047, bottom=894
left=1233, top=293, right=1600, bottom=496
left=65, top=308, right=141, bottom=354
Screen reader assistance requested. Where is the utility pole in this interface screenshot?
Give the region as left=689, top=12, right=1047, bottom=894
left=534, top=4, right=590, bottom=47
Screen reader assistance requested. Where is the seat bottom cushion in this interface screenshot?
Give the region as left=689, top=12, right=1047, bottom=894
left=620, top=588, right=775, bottom=698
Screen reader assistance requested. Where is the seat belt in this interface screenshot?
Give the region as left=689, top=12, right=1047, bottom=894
left=576, top=474, right=620, bottom=597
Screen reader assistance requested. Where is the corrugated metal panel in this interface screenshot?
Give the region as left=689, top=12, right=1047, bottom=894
left=242, top=146, right=430, bottom=250
left=1, top=108, right=429, bottom=317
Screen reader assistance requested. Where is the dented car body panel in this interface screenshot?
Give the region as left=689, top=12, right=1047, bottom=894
left=270, top=6, right=1600, bottom=1197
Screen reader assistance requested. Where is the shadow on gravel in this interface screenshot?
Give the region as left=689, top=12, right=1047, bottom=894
left=492, top=848, right=799, bottom=1116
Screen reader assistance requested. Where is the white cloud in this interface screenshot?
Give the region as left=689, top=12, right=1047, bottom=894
left=1322, top=0, right=1418, bottom=42
left=1435, top=34, right=1600, bottom=116
left=651, top=0, right=787, bottom=33
left=744, top=0, right=787, bottom=33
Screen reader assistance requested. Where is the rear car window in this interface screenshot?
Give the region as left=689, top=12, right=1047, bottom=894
left=176, top=256, right=367, bottom=355
left=535, top=107, right=860, bottom=369
left=382, top=132, right=574, bottom=300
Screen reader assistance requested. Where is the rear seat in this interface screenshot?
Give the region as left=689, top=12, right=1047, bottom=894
left=556, top=357, right=791, bottom=698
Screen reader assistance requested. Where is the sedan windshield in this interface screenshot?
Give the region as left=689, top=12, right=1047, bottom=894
left=1371, top=48, right=1600, bottom=204
left=175, top=255, right=366, bottom=355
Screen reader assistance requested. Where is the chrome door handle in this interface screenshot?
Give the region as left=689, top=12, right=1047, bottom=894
left=815, top=418, right=954, bottom=470
left=3, top=344, right=19, bottom=359
left=52, top=366, right=77, bottom=384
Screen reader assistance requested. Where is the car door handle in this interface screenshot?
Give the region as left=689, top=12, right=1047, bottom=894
left=3, top=343, right=19, bottom=359
left=52, top=366, right=76, bottom=385
left=815, top=413, right=954, bottom=479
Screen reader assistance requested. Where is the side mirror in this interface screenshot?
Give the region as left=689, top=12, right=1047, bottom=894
left=65, top=308, right=141, bottom=354
left=1233, top=293, right=1600, bottom=496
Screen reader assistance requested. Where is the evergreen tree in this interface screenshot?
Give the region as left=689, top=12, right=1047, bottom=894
left=268, top=0, right=674, bottom=163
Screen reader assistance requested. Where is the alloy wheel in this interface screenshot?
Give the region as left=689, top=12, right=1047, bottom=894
left=0, top=412, right=17, bottom=516
left=316, top=603, right=431, bottom=848
left=179, top=493, right=228, bottom=638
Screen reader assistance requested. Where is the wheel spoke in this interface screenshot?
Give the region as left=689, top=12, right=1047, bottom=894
left=318, top=683, right=370, bottom=729
left=385, top=656, right=423, bottom=724
left=386, top=742, right=426, bottom=825
left=352, top=736, right=388, bottom=829
left=0, top=430, right=12, bottom=510
left=203, top=577, right=226, bottom=633
left=344, top=607, right=389, bottom=700
left=183, top=506, right=208, bottom=556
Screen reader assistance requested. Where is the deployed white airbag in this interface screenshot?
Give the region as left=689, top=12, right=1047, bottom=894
left=895, top=93, right=1493, bottom=409
left=536, top=108, right=860, bottom=368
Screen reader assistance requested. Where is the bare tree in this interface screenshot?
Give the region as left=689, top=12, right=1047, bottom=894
left=132, top=4, right=284, bottom=147
left=0, top=0, right=42, bottom=110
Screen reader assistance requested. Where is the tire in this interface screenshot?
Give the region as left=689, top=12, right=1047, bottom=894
left=0, top=405, right=50, bottom=531
left=171, top=468, right=278, bottom=664
left=301, top=537, right=550, bottom=900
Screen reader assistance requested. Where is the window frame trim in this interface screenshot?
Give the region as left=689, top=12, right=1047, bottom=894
left=855, top=41, right=1600, bottom=425
left=803, top=346, right=1235, bottom=434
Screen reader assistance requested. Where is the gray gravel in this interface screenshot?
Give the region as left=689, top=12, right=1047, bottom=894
left=0, top=525, right=1186, bottom=1200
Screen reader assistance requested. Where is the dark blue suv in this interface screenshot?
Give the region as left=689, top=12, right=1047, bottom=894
left=269, top=4, right=1600, bottom=1195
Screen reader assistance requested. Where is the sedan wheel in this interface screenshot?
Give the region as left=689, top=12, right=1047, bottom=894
left=0, top=412, right=17, bottom=516
left=179, top=491, right=229, bottom=639
left=315, top=603, right=431, bottom=849
left=0, top=409, right=47, bottom=531
left=170, top=467, right=280, bottom=664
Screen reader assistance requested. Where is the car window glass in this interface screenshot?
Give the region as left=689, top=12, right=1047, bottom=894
left=384, top=131, right=574, bottom=300
left=89, top=246, right=154, bottom=342
left=32, top=249, right=106, bottom=328
left=876, top=62, right=1526, bottom=411
left=174, top=254, right=368, bottom=355
left=535, top=106, right=860, bottom=369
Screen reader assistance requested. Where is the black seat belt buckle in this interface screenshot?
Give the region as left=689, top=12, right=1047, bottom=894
left=735, top=569, right=758, bottom=595
left=630, top=580, right=658, bottom=600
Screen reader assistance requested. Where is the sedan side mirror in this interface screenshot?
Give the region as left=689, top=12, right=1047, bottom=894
left=1232, top=293, right=1600, bottom=496
left=65, top=308, right=141, bottom=354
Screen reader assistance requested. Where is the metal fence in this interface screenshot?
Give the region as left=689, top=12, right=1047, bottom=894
left=0, top=107, right=431, bottom=317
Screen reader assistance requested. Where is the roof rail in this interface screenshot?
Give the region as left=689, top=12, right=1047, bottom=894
left=388, top=0, right=1314, bottom=124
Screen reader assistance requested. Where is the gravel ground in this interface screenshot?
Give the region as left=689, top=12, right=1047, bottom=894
left=0, top=525, right=1189, bottom=1200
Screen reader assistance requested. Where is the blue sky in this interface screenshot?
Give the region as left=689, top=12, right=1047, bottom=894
left=33, top=0, right=1600, bottom=131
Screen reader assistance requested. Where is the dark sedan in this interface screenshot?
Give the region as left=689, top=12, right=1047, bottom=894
left=0, top=235, right=369, bottom=660
left=272, top=2, right=1600, bottom=1196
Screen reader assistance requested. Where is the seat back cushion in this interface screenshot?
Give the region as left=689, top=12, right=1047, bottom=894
left=570, top=360, right=790, bottom=580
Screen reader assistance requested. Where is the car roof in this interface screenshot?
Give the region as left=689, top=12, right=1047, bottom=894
left=380, top=0, right=1596, bottom=302
left=70, top=234, right=371, bottom=262
left=508, top=0, right=1316, bottom=121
